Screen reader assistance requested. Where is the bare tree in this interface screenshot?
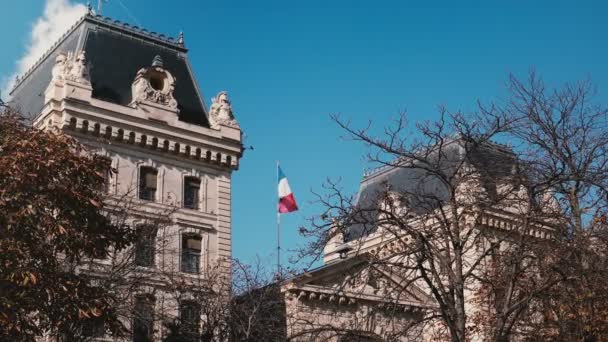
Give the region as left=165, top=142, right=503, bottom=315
left=479, top=73, right=608, bottom=340
left=298, top=72, right=608, bottom=341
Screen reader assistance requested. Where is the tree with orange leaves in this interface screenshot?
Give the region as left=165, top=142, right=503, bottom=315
left=0, top=110, right=135, bottom=340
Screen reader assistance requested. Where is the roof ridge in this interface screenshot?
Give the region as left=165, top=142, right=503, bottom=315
left=360, top=138, right=515, bottom=181
left=86, top=13, right=185, bottom=50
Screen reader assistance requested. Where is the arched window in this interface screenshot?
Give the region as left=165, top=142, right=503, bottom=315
left=116, top=129, right=124, bottom=141
left=140, top=135, right=147, bottom=147
left=81, top=120, right=89, bottom=133
left=226, top=155, right=232, bottom=167
left=105, top=126, right=112, bottom=139
left=205, top=151, right=212, bottom=162
left=174, top=143, right=181, bottom=154
left=69, top=117, right=77, bottom=129
left=216, top=152, right=221, bottom=164
left=185, top=145, right=191, bottom=157
left=163, top=140, right=170, bottom=151
left=152, top=137, right=158, bottom=149
left=195, top=148, right=201, bottom=159
left=128, top=132, right=136, bottom=144
left=93, top=123, right=100, bottom=136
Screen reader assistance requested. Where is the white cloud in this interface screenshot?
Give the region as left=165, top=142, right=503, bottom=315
left=2, top=0, right=86, bottom=100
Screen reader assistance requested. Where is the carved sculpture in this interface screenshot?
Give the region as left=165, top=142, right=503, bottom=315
left=130, top=55, right=178, bottom=111
left=209, top=91, right=239, bottom=129
left=51, top=50, right=90, bottom=85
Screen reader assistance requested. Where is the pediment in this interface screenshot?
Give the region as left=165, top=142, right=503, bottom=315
left=286, top=258, right=433, bottom=308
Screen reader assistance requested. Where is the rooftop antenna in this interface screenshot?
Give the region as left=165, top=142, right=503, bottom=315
left=97, top=0, right=108, bottom=15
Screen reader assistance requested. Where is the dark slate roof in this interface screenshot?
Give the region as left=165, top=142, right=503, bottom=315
left=344, top=140, right=517, bottom=242
left=10, top=14, right=209, bottom=127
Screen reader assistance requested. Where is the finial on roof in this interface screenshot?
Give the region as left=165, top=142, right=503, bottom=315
left=86, top=2, right=93, bottom=14
left=177, top=31, right=184, bottom=45
left=151, top=55, right=164, bottom=68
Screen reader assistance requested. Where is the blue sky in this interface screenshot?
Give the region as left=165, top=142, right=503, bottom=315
left=2, top=0, right=607, bottom=269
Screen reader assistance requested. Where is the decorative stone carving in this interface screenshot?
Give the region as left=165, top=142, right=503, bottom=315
left=130, top=55, right=178, bottom=111
left=51, top=50, right=90, bottom=85
left=209, top=91, right=239, bottom=129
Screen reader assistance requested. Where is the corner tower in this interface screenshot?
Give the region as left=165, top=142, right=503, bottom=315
left=10, top=12, right=242, bottom=340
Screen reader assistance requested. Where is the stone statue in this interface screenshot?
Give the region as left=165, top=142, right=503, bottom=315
left=51, top=53, right=67, bottom=81
left=209, top=91, right=239, bottom=129
left=50, top=50, right=90, bottom=85
left=67, top=50, right=89, bottom=82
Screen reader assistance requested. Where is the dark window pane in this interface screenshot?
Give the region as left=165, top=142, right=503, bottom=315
left=133, top=296, right=154, bottom=342
left=82, top=319, right=105, bottom=338
left=180, top=301, right=200, bottom=340
left=135, top=226, right=155, bottom=267
left=139, top=167, right=157, bottom=201
left=181, top=235, right=201, bottom=274
left=184, top=177, right=200, bottom=209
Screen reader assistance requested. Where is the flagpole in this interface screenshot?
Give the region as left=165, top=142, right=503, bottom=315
left=277, top=161, right=281, bottom=277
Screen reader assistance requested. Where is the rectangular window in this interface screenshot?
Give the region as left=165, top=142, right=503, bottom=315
left=179, top=301, right=201, bottom=340
left=181, top=235, right=202, bottom=274
left=183, top=177, right=201, bottom=209
left=135, top=226, right=155, bottom=267
left=82, top=319, right=105, bottom=338
left=99, top=155, right=113, bottom=194
left=139, top=167, right=157, bottom=201
left=133, top=296, right=154, bottom=342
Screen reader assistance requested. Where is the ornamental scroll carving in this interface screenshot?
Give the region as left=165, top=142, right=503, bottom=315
left=209, top=91, right=239, bottom=129
left=130, top=55, right=178, bottom=111
left=51, top=50, right=90, bottom=85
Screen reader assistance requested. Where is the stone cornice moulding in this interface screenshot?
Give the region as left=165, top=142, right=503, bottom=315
left=285, top=284, right=432, bottom=312
left=37, top=109, right=241, bottom=170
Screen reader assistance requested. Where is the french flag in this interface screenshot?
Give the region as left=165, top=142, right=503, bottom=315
left=278, top=165, right=298, bottom=213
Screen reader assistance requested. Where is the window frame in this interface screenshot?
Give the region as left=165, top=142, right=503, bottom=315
left=181, top=234, right=202, bottom=274
left=183, top=176, right=201, bottom=210
left=134, top=225, right=156, bottom=268
left=138, top=166, right=158, bottom=201
left=179, top=300, right=201, bottom=340
left=132, top=295, right=155, bottom=342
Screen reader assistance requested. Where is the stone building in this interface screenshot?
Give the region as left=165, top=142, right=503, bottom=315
left=9, top=11, right=242, bottom=341
left=280, top=140, right=554, bottom=341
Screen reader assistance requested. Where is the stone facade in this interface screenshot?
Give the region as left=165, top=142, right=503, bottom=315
left=10, top=13, right=242, bottom=341
left=282, top=142, right=555, bottom=341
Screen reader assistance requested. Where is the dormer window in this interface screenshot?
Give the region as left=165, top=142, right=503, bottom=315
left=139, top=167, right=157, bottom=201
left=149, top=73, right=164, bottom=91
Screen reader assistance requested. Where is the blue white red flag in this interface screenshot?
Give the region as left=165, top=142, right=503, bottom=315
left=278, top=165, right=298, bottom=213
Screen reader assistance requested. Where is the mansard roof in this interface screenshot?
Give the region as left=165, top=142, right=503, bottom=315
left=10, top=13, right=209, bottom=127
left=345, top=139, right=518, bottom=241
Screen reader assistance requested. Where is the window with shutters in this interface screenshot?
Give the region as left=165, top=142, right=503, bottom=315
left=181, top=235, right=202, bottom=274
left=139, top=167, right=157, bottom=201
left=183, top=177, right=201, bottom=209
left=135, top=225, right=156, bottom=267
left=179, top=300, right=201, bottom=340
left=133, top=295, right=154, bottom=342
